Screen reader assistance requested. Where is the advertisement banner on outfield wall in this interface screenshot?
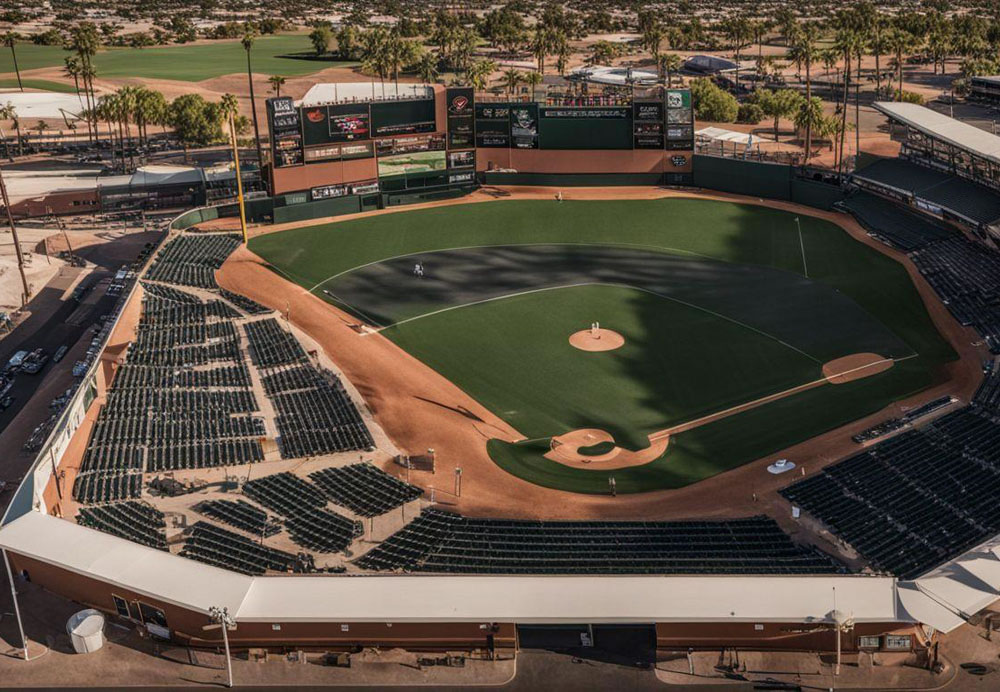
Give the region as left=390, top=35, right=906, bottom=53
left=475, top=104, right=511, bottom=148
left=633, top=101, right=664, bottom=149
left=665, top=89, right=695, bottom=152
left=510, top=104, right=539, bottom=149
left=447, top=87, right=475, bottom=149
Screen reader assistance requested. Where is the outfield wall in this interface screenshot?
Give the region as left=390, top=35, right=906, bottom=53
left=692, top=155, right=845, bottom=210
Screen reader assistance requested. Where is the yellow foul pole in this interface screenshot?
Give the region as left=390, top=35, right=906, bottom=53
left=230, top=114, right=248, bottom=245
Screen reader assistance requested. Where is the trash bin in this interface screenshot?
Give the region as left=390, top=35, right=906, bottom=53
left=67, top=609, right=105, bottom=653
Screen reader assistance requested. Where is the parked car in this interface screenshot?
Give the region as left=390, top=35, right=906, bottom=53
left=21, top=348, right=49, bottom=375
left=52, top=345, right=69, bottom=363
left=4, top=350, right=28, bottom=374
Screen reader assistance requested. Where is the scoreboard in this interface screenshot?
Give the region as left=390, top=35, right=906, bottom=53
left=473, top=89, right=694, bottom=153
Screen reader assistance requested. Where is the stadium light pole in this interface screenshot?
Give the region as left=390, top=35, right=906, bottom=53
left=2, top=549, right=30, bottom=661
left=0, top=163, right=31, bottom=306
left=206, top=606, right=236, bottom=688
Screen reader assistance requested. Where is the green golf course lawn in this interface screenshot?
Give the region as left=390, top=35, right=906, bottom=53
left=0, top=78, right=79, bottom=93
left=1, top=35, right=351, bottom=81
left=251, top=197, right=957, bottom=493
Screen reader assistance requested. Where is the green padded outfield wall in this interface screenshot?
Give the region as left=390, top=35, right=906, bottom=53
left=272, top=195, right=361, bottom=224
left=692, top=155, right=793, bottom=199
left=692, top=155, right=845, bottom=209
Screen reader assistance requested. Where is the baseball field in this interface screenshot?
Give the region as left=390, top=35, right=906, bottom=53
left=251, top=197, right=956, bottom=493
left=0, top=35, right=348, bottom=81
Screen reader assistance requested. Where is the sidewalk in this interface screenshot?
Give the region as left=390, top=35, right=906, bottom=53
left=655, top=649, right=955, bottom=689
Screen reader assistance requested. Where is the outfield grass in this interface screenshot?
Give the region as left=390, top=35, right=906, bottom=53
left=253, top=198, right=957, bottom=493
left=0, top=78, right=79, bottom=93
left=1, top=36, right=351, bottom=81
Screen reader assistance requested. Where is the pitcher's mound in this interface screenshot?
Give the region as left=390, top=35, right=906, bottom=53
left=569, top=329, right=624, bottom=352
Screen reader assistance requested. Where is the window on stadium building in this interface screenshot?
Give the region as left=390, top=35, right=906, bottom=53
left=857, top=635, right=880, bottom=649
left=112, top=595, right=131, bottom=619
left=884, top=634, right=912, bottom=650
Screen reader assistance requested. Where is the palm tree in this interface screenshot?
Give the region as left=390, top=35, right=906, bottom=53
left=134, top=87, right=167, bottom=144
left=466, top=59, right=495, bottom=92
left=789, top=23, right=819, bottom=160
left=641, top=22, right=666, bottom=76
left=524, top=70, right=543, bottom=97
left=68, top=24, right=101, bottom=144
left=499, top=68, right=524, bottom=98
left=886, top=26, right=917, bottom=101
left=833, top=26, right=863, bottom=173
left=0, top=102, right=22, bottom=157
left=268, top=75, right=286, bottom=97
left=794, top=96, right=825, bottom=162
left=220, top=93, right=240, bottom=163
left=417, top=52, right=439, bottom=84
left=62, top=56, right=91, bottom=140
left=659, top=54, right=682, bottom=87
left=531, top=27, right=552, bottom=75
left=241, top=28, right=265, bottom=181
left=2, top=33, right=23, bottom=92
left=721, top=17, right=753, bottom=91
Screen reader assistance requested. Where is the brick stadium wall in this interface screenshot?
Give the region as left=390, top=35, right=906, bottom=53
left=271, top=157, right=378, bottom=196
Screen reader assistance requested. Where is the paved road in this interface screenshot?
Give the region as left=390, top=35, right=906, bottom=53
left=1, top=651, right=750, bottom=691
left=0, top=269, right=116, bottom=436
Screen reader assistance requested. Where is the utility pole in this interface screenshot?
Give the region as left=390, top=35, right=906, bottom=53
left=2, top=549, right=29, bottom=661
left=0, top=163, right=30, bottom=305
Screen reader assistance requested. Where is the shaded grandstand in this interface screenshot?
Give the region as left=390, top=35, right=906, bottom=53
left=357, top=510, right=844, bottom=575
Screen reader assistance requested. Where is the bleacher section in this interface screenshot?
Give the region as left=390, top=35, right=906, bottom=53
left=180, top=521, right=304, bottom=575
left=285, top=506, right=363, bottom=553
left=197, top=499, right=281, bottom=538
left=973, top=367, right=1000, bottom=413
left=244, top=318, right=307, bottom=368
left=911, top=237, right=1000, bottom=353
left=310, top=463, right=423, bottom=517
left=219, top=288, right=272, bottom=315
left=242, top=472, right=362, bottom=554
left=145, top=234, right=240, bottom=289
left=852, top=158, right=1000, bottom=227
left=76, top=501, right=167, bottom=550
left=74, top=233, right=372, bottom=521
left=781, top=406, right=1000, bottom=579
left=255, top=357, right=374, bottom=459
left=356, top=510, right=843, bottom=574
left=840, top=191, right=953, bottom=251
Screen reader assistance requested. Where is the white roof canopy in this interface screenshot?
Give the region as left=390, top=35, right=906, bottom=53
left=874, top=101, right=1000, bottom=165
left=0, top=512, right=901, bottom=625
left=300, top=83, right=434, bottom=107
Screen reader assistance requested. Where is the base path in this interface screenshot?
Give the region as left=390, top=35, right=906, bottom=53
left=823, top=352, right=895, bottom=384
left=568, top=329, right=624, bottom=352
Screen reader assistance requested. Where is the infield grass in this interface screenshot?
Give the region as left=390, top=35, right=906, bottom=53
left=1, top=36, right=350, bottom=81
left=252, top=198, right=957, bottom=492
